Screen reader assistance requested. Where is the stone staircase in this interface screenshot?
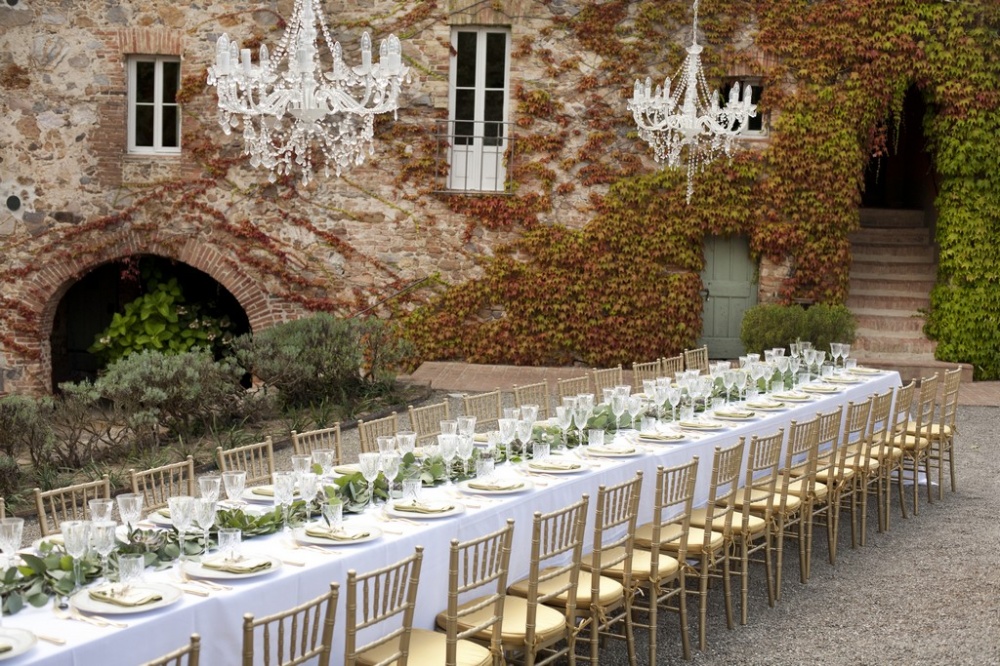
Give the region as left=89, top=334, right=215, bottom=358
left=847, top=209, right=972, bottom=383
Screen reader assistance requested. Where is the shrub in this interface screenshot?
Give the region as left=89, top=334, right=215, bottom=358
left=0, top=454, right=22, bottom=498
left=741, top=303, right=856, bottom=355
left=0, top=394, right=55, bottom=467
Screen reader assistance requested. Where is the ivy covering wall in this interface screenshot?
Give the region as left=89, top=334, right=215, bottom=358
left=405, top=0, right=1000, bottom=378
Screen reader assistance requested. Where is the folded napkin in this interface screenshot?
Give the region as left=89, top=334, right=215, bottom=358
left=392, top=501, right=454, bottom=515
left=305, top=526, right=371, bottom=541
left=528, top=459, right=582, bottom=470
left=589, top=445, right=636, bottom=454
left=638, top=432, right=684, bottom=442
left=156, top=509, right=171, bottom=518
left=802, top=384, right=839, bottom=393
left=473, top=433, right=491, bottom=443
left=824, top=376, right=860, bottom=384
left=714, top=410, right=755, bottom=418
left=849, top=367, right=882, bottom=376
left=773, top=392, right=812, bottom=401
left=251, top=486, right=274, bottom=497
left=747, top=401, right=785, bottom=410
left=679, top=421, right=724, bottom=430
left=0, top=643, right=10, bottom=654
left=333, top=465, right=359, bottom=475
left=89, top=585, right=163, bottom=607
left=467, top=480, right=525, bottom=491
left=202, top=556, right=273, bottom=574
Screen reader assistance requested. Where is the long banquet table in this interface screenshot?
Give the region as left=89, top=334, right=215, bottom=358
left=4, top=371, right=901, bottom=665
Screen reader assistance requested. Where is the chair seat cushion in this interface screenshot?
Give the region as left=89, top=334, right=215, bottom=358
left=751, top=490, right=802, bottom=515
left=509, top=568, right=623, bottom=607
left=905, top=421, right=951, bottom=439
left=442, top=594, right=567, bottom=648
left=635, top=522, right=724, bottom=554
left=733, top=487, right=774, bottom=511
left=369, top=628, right=492, bottom=666
left=582, top=545, right=680, bottom=582
left=784, top=477, right=828, bottom=502
left=891, top=433, right=930, bottom=451
left=689, top=507, right=767, bottom=536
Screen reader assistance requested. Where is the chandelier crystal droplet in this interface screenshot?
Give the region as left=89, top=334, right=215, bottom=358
left=627, top=0, right=757, bottom=202
left=206, top=0, right=410, bottom=184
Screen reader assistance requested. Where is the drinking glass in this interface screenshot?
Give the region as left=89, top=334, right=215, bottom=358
left=457, top=416, right=477, bottom=437
left=514, top=419, right=533, bottom=460
left=62, top=520, right=91, bottom=595
left=396, top=431, right=417, bottom=456
left=475, top=451, right=495, bottom=482
left=555, top=406, right=574, bottom=449
left=456, top=434, right=475, bottom=476
left=0, top=517, right=24, bottom=569
left=653, top=383, right=669, bottom=420
left=216, top=528, right=241, bottom=562
left=440, top=420, right=458, bottom=436
left=503, top=407, right=521, bottom=420
left=438, top=434, right=459, bottom=486
left=272, top=472, right=296, bottom=533
left=845, top=357, right=858, bottom=371
left=311, top=449, right=335, bottom=478
left=88, top=498, right=114, bottom=524
left=841, top=343, right=851, bottom=369
left=117, top=553, right=145, bottom=590
left=830, top=342, right=843, bottom=369
left=587, top=429, right=604, bottom=450
left=601, top=388, right=615, bottom=407
left=520, top=404, right=539, bottom=425
left=722, top=370, right=737, bottom=404
left=192, top=498, right=217, bottom=557
left=222, top=470, right=247, bottom=505
left=291, top=454, right=313, bottom=477
left=358, top=452, right=381, bottom=513
left=574, top=402, right=592, bottom=446
left=376, top=436, right=396, bottom=457
left=117, top=493, right=144, bottom=534
left=610, top=393, right=627, bottom=434
left=775, top=356, right=790, bottom=390
left=789, top=357, right=802, bottom=383
left=627, top=395, right=645, bottom=430
left=168, top=496, right=195, bottom=558
left=297, top=472, right=319, bottom=510
left=380, top=451, right=401, bottom=497
left=498, top=418, right=517, bottom=465
left=90, top=520, right=116, bottom=584
left=667, top=387, right=682, bottom=421
left=401, top=477, right=422, bottom=503
left=321, top=501, right=344, bottom=533
left=533, top=441, right=550, bottom=463
left=198, top=475, right=222, bottom=502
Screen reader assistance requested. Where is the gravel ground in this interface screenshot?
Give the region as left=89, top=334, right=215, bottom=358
left=18, top=396, right=1000, bottom=665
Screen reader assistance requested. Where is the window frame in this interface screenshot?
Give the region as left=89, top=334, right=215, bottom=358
left=719, top=77, right=767, bottom=139
left=127, top=55, right=182, bottom=155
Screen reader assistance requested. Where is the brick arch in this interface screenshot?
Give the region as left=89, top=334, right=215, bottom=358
left=20, top=228, right=286, bottom=393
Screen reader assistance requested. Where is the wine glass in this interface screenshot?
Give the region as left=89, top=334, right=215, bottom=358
left=440, top=420, right=458, bottom=436
left=775, top=356, right=790, bottom=391
left=626, top=395, right=645, bottom=430
left=168, top=496, right=195, bottom=558
left=222, top=471, right=247, bottom=506
left=0, top=517, right=24, bottom=569
left=376, top=436, right=395, bottom=457
left=438, top=434, right=459, bottom=486
left=117, top=493, right=143, bottom=535
left=90, top=520, right=116, bottom=584
left=515, top=419, right=534, bottom=460
left=555, top=406, right=574, bottom=449
left=198, top=475, right=221, bottom=503
left=358, top=452, right=381, bottom=513
left=396, top=431, right=417, bottom=456
left=291, top=454, right=313, bottom=477
left=192, top=498, right=217, bottom=557
left=457, top=415, right=477, bottom=438
left=840, top=343, right=851, bottom=370
left=610, top=393, right=627, bottom=434
left=380, top=451, right=401, bottom=497
left=311, top=449, right=335, bottom=479
left=272, top=472, right=296, bottom=533
left=62, top=520, right=91, bottom=596
left=830, top=342, right=843, bottom=369
left=297, top=472, right=319, bottom=516
left=520, top=404, right=539, bottom=425
left=498, top=418, right=517, bottom=466
left=456, top=434, right=475, bottom=477
left=667, top=387, right=682, bottom=422
left=88, top=499, right=114, bottom=524
left=723, top=370, right=738, bottom=404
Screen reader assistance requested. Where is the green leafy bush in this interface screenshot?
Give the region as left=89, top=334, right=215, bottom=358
left=0, top=394, right=54, bottom=467
left=741, top=303, right=855, bottom=355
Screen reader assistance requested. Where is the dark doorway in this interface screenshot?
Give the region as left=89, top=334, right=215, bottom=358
left=862, top=85, right=936, bottom=210
left=49, top=255, right=251, bottom=388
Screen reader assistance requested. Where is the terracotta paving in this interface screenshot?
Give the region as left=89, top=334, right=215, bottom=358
left=401, top=361, right=1000, bottom=408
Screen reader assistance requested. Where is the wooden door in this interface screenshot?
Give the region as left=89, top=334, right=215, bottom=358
left=698, top=235, right=758, bottom=359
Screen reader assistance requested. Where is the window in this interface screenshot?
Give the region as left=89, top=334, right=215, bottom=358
left=719, top=78, right=766, bottom=137
left=447, top=28, right=510, bottom=191
left=128, top=56, right=181, bottom=154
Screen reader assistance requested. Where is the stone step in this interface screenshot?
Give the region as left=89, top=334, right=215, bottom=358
left=846, top=294, right=930, bottom=311
left=854, top=315, right=927, bottom=333
left=850, top=262, right=936, bottom=279
left=850, top=352, right=973, bottom=384
left=851, top=244, right=936, bottom=262
left=850, top=278, right=936, bottom=295
left=849, top=227, right=932, bottom=245
left=853, top=335, right=938, bottom=354
left=858, top=208, right=928, bottom=228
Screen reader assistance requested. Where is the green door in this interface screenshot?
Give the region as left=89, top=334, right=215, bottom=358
left=698, top=235, right=758, bottom=359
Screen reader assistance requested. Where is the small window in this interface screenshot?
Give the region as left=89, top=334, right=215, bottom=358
left=128, top=56, right=181, bottom=154
left=719, top=78, right=766, bottom=137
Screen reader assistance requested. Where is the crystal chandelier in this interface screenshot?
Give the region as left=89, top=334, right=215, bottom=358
left=627, top=0, right=757, bottom=202
left=206, top=0, right=410, bottom=184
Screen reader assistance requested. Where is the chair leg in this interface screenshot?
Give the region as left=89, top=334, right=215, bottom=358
left=763, top=530, right=775, bottom=609
left=773, top=516, right=786, bottom=602
left=645, top=580, right=657, bottom=666
left=895, top=460, right=908, bottom=521
left=698, top=556, right=710, bottom=651
left=677, top=575, right=691, bottom=660
left=948, top=439, right=957, bottom=493
left=739, top=540, right=750, bottom=625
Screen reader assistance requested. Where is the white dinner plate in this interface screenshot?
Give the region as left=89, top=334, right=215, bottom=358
left=183, top=555, right=283, bottom=580
left=297, top=523, right=382, bottom=546
left=637, top=432, right=688, bottom=445
left=586, top=445, right=643, bottom=458
left=72, top=582, right=182, bottom=615
left=823, top=376, right=862, bottom=385
left=29, top=534, right=63, bottom=552
left=677, top=420, right=727, bottom=431
left=745, top=401, right=788, bottom=411
left=240, top=487, right=294, bottom=504
left=800, top=384, right=842, bottom=394
left=0, top=628, right=37, bottom=661
left=385, top=501, right=466, bottom=520
left=458, top=479, right=534, bottom=495
left=772, top=392, right=814, bottom=402
left=712, top=410, right=757, bottom=421
left=145, top=511, right=175, bottom=527
left=522, top=458, right=587, bottom=473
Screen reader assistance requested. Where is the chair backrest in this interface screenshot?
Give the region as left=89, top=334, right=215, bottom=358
left=591, top=365, right=624, bottom=395
left=462, top=389, right=503, bottom=430
left=344, top=547, right=424, bottom=665
left=358, top=412, right=399, bottom=454
left=34, top=475, right=111, bottom=537
left=866, top=389, right=895, bottom=461
left=130, top=456, right=196, bottom=513
left=648, top=459, right=699, bottom=569
left=701, top=440, right=745, bottom=548
left=890, top=380, right=917, bottom=435
left=589, top=472, right=643, bottom=596
left=814, top=406, right=844, bottom=488
left=938, top=367, right=962, bottom=433
left=631, top=360, right=661, bottom=391
left=442, top=520, right=515, bottom=666
left=408, top=401, right=451, bottom=445
left=216, top=438, right=274, bottom=487
left=243, top=583, right=339, bottom=666
left=556, top=375, right=591, bottom=402
left=776, top=416, right=820, bottom=515
left=910, top=374, right=940, bottom=439
left=513, top=381, right=551, bottom=420
left=141, top=634, right=201, bottom=666
left=742, top=431, right=784, bottom=527
left=660, top=354, right=685, bottom=379
left=291, top=424, right=343, bottom=465
left=840, top=398, right=873, bottom=472
left=523, top=495, right=590, bottom=657
left=683, top=346, right=709, bottom=374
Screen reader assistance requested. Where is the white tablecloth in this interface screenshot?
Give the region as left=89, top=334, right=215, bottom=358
left=5, top=371, right=900, bottom=665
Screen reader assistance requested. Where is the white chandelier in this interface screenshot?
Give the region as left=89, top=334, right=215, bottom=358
left=627, top=0, right=757, bottom=202
left=206, top=0, right=410, bottom=184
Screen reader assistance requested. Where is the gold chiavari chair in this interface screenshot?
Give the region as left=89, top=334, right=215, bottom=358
left=556, top=375, right=591, bottom=402
left=130, top=456, right=196, bottom=513
left=34, top=475, right=111, bottom=537
left=799, top=407, right=843, bottom=574
left=140, top=634, right=201, bottom=666
left=216, top=438, right=274, bottom=487
left=683, top=346, right=709, bottom=374
left=659, top=355, right=684, bottom=379
left=462, top=389, right=503, bottom=430
left=242, top=583, right=338, bottom=666
left=357, top=412, right=398, bottom=454
left=591, top=365, right=624, bottom=396
left=891, top=373, right=938, bottom=516
left=835, top=398, right=873, bottom=552
left=291, top=424, right=343, bottom=465
left=885, top=380, right=916, bottom=523
left=408, top=400, right=451, bottom=445
left=513, top=381, right=551, bottom=420
left=910, top=366, right=961, bottom=500
left=630, top=360, right=660, bottom=392
left=854, top=389, right=896, bottom=543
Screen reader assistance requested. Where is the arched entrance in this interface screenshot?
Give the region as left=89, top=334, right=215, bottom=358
left=49, top=256, right=252, bottom=387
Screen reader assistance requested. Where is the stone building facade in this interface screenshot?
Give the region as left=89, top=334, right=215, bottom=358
left=0, top=0, right=783, bottom=393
